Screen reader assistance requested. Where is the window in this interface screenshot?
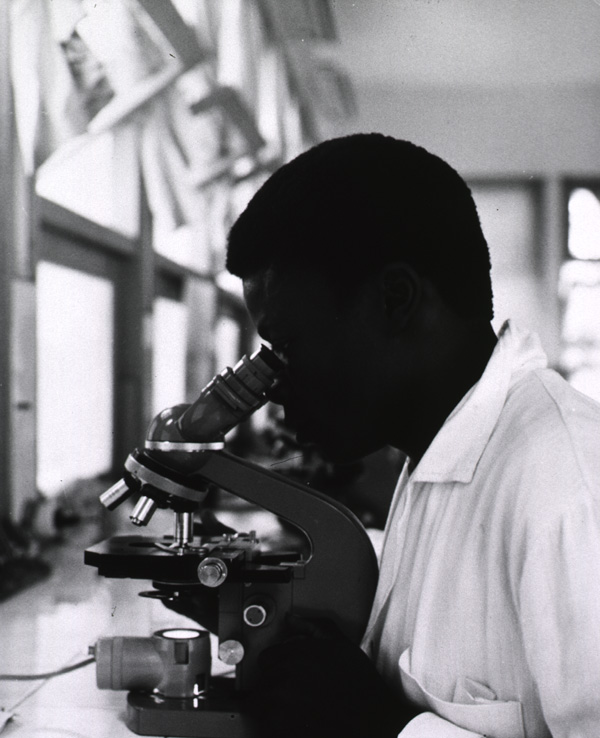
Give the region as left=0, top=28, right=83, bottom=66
left=559, top=185, right=600, bottom=402
left=470, top=183, right=542, bottom=337
left=36, top=129, right=139, bottom=239
left=151, top=296, right=189, bottom=416
left=36, top=261, right=114, bottom=495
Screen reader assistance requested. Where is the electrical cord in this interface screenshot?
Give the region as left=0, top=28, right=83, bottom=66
left=0, top=656, right=95, bottom=681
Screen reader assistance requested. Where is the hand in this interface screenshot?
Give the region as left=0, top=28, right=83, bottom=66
left=251, top=615, right=421, bottom=738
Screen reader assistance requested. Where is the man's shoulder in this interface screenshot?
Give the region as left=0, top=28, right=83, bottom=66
left=488, top=366, right=600, bottom=513
left=505, top=367, right=600, bottom=442
left=478, top=367, right=600, bottom=566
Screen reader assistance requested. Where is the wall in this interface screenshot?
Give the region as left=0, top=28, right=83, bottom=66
left=342, top=82, right=600, bottom=177
left=330, top=80, right=600, bottom=365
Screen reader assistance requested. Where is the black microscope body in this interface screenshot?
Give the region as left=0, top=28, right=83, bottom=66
left=85, top=346, right=379, bottom=737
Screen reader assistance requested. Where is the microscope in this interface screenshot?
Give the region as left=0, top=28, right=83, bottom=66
left=85, top=346, right=379, bottom=737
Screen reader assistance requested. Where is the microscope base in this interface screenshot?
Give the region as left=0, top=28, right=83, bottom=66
left=126, top=680, right=256, bottom=738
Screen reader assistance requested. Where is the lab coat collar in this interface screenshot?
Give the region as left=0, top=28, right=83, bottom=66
left=408, top=321, right=548, bottom=485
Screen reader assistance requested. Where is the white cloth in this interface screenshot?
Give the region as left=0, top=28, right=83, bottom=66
left=362, top=321, right=600, bottom=738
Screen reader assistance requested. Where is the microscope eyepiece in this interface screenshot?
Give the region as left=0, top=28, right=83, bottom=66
left=146, top=345, right=284, bottom=446
left=97, top=346, right=285, bottom=525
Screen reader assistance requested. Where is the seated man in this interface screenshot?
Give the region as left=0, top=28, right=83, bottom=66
left=225, top=133, right=600, bottom=738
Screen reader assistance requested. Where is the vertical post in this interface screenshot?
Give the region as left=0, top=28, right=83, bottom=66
left=114, top=162, right=155, bottom=466
left=0, top=0, right=13, bottom=518
left=0, top=3, right=37, bottom=520
left=112, top=155, right=150, bottom=467
left=139, top=174, right=156, bottom=431
left=112, top=127, right=147, bottom=467
left=541, top=176, right=564, bottom=367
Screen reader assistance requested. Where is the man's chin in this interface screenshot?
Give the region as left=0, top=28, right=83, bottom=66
left=299, top=435, right=368, bottom=465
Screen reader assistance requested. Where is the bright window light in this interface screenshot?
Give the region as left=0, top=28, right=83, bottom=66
left=214, top=315, right=241, bottom=371
left=568, top=188, right=600, bottom=260
left=471, top=185, right=541, bottom=337
left=568, top=367, right=600, bottom=404
left=152, top=297, right=188, bottom=415
left=561, top=280, right=600, bottom=344
left=213, top=315, right=242, bottom=439
left=36, top=262, right=114, bottom=496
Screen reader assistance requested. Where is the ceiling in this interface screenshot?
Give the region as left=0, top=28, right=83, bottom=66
left=331, top=0, right=600, bottom=89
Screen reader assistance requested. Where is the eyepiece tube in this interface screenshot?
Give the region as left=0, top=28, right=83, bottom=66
left=146, top=345, right=284, bottom=446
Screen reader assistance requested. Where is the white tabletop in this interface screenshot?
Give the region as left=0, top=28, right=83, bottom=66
left=0, top=523, right=213, bottom=738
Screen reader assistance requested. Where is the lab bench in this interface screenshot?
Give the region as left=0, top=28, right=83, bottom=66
left=0, top=522, right=219, bottom=738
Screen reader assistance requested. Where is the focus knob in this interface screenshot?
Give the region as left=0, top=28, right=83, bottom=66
left=197, top=557, right=228, bottom=588
left=218, top=639, right=244, bottom=665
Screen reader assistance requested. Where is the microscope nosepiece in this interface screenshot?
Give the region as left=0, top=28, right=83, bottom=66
left=130, top=495, right=158, bottom=526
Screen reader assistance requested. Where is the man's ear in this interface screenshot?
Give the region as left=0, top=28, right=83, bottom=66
left=380, top=263, right=422, bottom=330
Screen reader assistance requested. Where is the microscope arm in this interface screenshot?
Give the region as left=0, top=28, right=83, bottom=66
left=187, top=450, right=379, bottom=644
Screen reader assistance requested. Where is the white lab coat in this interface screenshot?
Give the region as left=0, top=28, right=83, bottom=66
left=362, top=321, right=600, bottom=738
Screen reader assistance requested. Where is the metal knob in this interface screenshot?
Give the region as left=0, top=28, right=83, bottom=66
left=197, top=557, right=228, bottom=588
left=130, top=495, right=158, bottom=526
left=243, top=604, right=267, bottom=628
left=99, top=479, right=133, bottom=510
left=218, top=639, right=244, bottom=666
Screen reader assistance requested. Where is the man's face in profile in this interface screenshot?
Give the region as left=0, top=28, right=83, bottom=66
left=243, top=267, right=394, bottom=464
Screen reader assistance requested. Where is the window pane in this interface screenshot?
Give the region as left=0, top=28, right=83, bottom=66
left=36, top=129, right=139, bottom=238
left=559, top=261, right=600, bottom=403
left=152, top=297, right=188, bottom=415
left=214, top=315, right=243, bottom=439
left=214, top=314, right=242, bottom=371
left=561, top=266, right=600, bottom=344
left=471, top=185, right=541, bottom=335
left=36, top=262, right=114, bottom=495
left=568, top=188, right=600, bottom=260
left=560, top=188, right=600, bottom=402
left=154, top=224, right=213, bottom=273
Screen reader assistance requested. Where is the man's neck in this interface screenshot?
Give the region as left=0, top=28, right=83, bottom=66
left=392, top=322, right=497, bottom=465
